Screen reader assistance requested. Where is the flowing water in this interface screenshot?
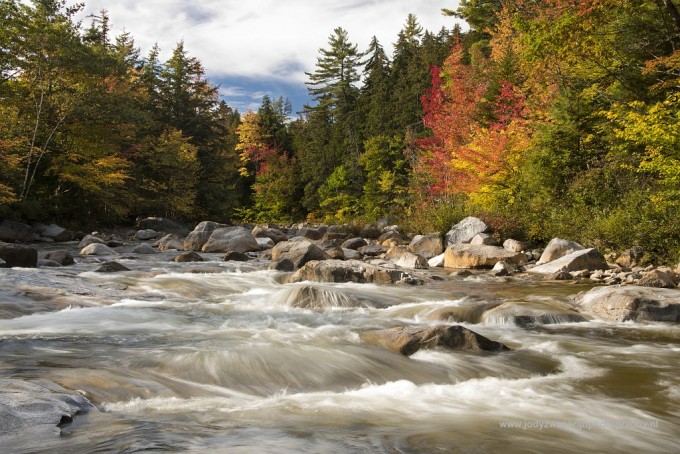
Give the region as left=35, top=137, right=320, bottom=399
left=1, top=243, right=679, bottom=453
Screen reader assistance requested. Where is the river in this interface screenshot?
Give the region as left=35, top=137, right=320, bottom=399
left=1, top=242, right=678, bottom=453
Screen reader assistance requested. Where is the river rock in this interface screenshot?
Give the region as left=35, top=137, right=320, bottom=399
left=324, top=246, right=345, bottom=260
left=132, top=243, right=156, bottom=254
left=0, top=220, right=34, bottom=243
left=408, top=233, right=443, bottom=259
left=490, top=261, right=514, bottom=277
left=288, top=259, right=427, bottom=285
left=0, top=379, right=96, bottom=438
left=342, top=248, right=362, bottom=260
left=155, top=234, right=185, bottom=251
left=470, top=233, right=498, bottom=246
left=78, top=234, right=105, bottom=248
left=0, top=243, right=37, bottom=268
left=503, top=239, right=527, bottom=253
left=545, top=270, right=574, bottom=280
left=201, top=227, right=259, bottom=253
left=577, top=286, right=680, bottom=322
left=134, top=229, right=159, bottom=240
left=341, top=237, right=367, bottom=250
left=360, top=224, right=381, bottom=239
left=445, top=217, right=491, bottom=246
left=252, top=226, right=288, bottom=244
left=360, top=325, right=509, bottom=356
left=256, top=237, right=275, bottom=250
left=40, top=224, right=72, bottom=242
left=174, top=251, right=203, bottom=263
left=79, top=243, right=117, bottom=256
left=528, top=248, right=607, bottom=274
left=638, top=269, right=677, bottom=289
left=285, top=285, right=361, bottom=309
left=537, top=238, right=584, bottom=264
left=183, top=231, right=212, bottom=251
left=378, top=230, right=402, bottom=244
left=428, top=253, right=446, bottom=268
left=395, top=251, right=429, bottom=269
left=482, top=302, right=585, bottom=326
left=38, top=250, right=75, bottom=266
left=37, top=259, right=61, bottom=267
left=95, top=261, right=130, bottom=272
left=270, top=258, right=295, bottom=271
left=444, top=244, right=527, bottom=269
left=193, top=221, right=227, bottom=233
left=137, top=217, right=190, bottom=236
left=615, top=246, right=645, bottom=268
left=357, top=244, right=387, bottom=257
left=223, top=251, right=250, bottom=262
left=272, top=239, right=330, bottom=269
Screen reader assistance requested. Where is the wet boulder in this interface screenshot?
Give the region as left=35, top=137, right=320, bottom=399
left=256, top=237, right=275, bottom=250
left=0, top=220, right=33, bottom=243
left=0, top=379, right=96, bottom=438
left=360, top=325, right=509, bottom=356
left=223, top=251, right=250, bottom=262
left=38, top=250, right=75, bottom=266
left=528, top=248, right=607, bottom=274
left=537, top=238, right=584, bottom=264
left=284, top=285, right=362, bottom=309
left=134, top=229, right=159, bottom=240
left=444, top=244, right=527, bottom=269
left=481, top=302, right=586, bottom=326
left=408, top=233, right=443, bottom=259
left=0, top=243, right=38, bottom=268
left=289, top=259, right=427, bottom=285
left=201, top=227, right=259, bottom=253
left=78, top=234, right=105, bottom=248
left=269, top=258, right=295, bottom=271
left=40, top=224, right=73, bottom=242
left=577, top=285, right=680, bottom=322
left=272, top=239, right=330, bottom=269
left=445, top=217, right=491, bottom=246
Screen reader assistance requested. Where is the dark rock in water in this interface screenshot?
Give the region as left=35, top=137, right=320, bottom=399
left=95, top=261, right=130, bottom=272
left=39, top=250, right=75, bottom=266
left=270, top=258, right=295, bottom=272
left=223, top=251, right=250, bottom=262
left=106, top=240, right=125, bottom=248
left=360, top=325, right=509, bottom=356
left=175, top=251, right=203, bottom=263
left=0, top=379, right=96, bottom=438
left=37, top=259, right=62, bottom=268
left=289, top=259, right=427, bottom=285
left=0, top=243, right=38, bottom=268
left=578, top=285, right=680, bottom=322
left=0, top=220, right=33, bottom=243
left=137, top=217, right=190, bottom=236
left=545, top=270, right=573, bottom=281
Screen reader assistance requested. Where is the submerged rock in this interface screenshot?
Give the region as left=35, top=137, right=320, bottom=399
left=39, top=250, right=75, bottom=266
left=284, top=285, right=362, bottom=309
left=174, top=251, right=203, bottom=263
left=481, top=302, right=586, bottom=326
left=80, top=243, right=117, bottom=256
left=577, top=285, right=680, bottom=322
left=223, top=251, right=250, bottom=262
left=360, top=325, right=509, bottom=356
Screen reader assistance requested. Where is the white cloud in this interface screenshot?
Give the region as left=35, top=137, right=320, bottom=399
left=75, top=0, right=463, bottom=84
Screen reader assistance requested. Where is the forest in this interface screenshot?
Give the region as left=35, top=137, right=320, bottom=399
left=1, top=0, right=680, bottom=262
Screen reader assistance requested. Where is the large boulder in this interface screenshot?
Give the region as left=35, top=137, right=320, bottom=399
left=577, top=286, right=680, bottom=322
left=0, top=379, right=96, bottom=438
left=284, top=285, right=362, bottom=310
left=444, top=244, right=527, bottom=269
left=296, top=227, right=324, bottom=240
left=78, top=235, right=104, bottom=248
left=615, top=246, right=645, bottom=268
left=342, top=237, right=368, bottom=250
left=95, top=261, right=130, bottom=272
left=481, top=302, right=586, bottom=326
left=79, top=243, right=117, bottom=256
left=0, top=220, right=33, bottom=243
left=155, top=234, right=185, bottom=251
left=289, top=259, right=427, bottom=285
left=134, top=229, right=159, bottom=240
left=470, top=233, right=498, bottom=246
left=360, top=224, right=381, bottom=239
left=528, top=248, right=607, bottom=274
left=638, top=269, right=677, bottom=289
left=503, top=239, right=527, bottom=253
left=272, top=240, right=330, bottom=269
left=537, top=238, right=584, bottom=264
left=183, top=231, right=212, bottom=252
left=193, top=221, right=227, bottom=233
left=38, top=250, right=74, bottom=266
left=408, top=233, right=443, bottom=260
left=174, top=251, right=203, bottom=263
left=445, top=217, right=491, bottom=246
left=360, top=325, right=509, bottom=356
left=201, top=227, right=259, bottom=253
left=395, top=251, right=429, bottom=270
left=357, top=244, right=387, bottom=257
left=0, top=243, right=38, bottom=268
left=132, top=243, right=156, bottom=254
left=136, top=217, right=189, bottom=236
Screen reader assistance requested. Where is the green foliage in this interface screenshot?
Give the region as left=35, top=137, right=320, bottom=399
left=317, top=165, right=360, bottom=222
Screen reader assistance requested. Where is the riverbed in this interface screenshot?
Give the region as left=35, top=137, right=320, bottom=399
left=1, top=242, right=678, bottom=453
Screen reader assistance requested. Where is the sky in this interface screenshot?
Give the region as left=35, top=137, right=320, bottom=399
left=74, top=1, right=464, bottom=113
